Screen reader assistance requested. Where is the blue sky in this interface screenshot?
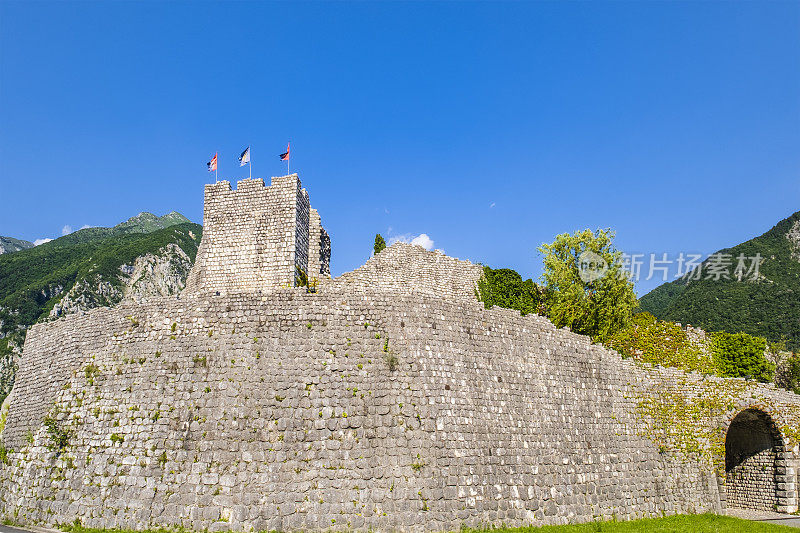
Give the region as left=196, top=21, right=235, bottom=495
left=1, top=1, right=798, bottom=295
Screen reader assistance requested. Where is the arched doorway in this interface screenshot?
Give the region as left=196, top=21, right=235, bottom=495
left=725, top=408, right=783, bottom=511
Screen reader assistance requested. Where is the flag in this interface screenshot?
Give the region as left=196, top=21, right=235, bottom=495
left=279, top=142, right=290, bottom=161
left=238, top=146, right=250, bottom=167
left=207, top=153, right=218, bottom=172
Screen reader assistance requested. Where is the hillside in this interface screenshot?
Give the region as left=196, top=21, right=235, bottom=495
left=640, top=210, right=800, bottom=350
left=0, top=236, right=34, bottom=255
left=0, top=212, right=202, bottom=404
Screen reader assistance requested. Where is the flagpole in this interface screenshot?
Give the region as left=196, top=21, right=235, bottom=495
left=249, top=146, right=252, bottom=180
left=215, top=152, right=218, bottom=183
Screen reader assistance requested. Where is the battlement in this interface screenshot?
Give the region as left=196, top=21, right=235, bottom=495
left=185, top=173, right=330, bottom=295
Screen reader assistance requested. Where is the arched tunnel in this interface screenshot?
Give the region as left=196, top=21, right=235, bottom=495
left=725, top=408, right=784, bottom=511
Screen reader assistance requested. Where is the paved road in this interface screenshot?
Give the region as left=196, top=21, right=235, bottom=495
left=756, top=517, right=800, bottom=528
left=0, top=526, right=31, bottom=533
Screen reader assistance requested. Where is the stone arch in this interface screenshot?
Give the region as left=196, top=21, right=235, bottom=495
left=724, top=408, right=787, bottom=511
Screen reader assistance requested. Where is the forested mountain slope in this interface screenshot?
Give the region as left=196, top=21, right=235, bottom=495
left=640, top=210, right=800, bottom=350
left=0, top=213, right=202, bottom=404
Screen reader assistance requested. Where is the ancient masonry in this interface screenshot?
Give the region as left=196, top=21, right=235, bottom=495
left=185, top=175, right=331, bottom=294
left=3, top=174, right=800, bottom=531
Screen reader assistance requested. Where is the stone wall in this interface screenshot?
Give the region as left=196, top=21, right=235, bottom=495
left=3, top=255, right=800, bottom=530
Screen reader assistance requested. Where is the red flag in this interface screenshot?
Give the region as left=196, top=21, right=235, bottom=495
left=207, top=153, right=218, bottom=172
left=279, top=143, right=290, bottom=161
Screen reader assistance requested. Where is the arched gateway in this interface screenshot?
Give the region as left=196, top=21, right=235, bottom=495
left=725, top=408, right=785, bottom=511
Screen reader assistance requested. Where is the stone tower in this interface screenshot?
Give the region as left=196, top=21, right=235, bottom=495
left=185, top=173, right=330, bottom=295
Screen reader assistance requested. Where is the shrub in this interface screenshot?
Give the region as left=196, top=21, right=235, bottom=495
left=710, top=331, right=774, bottom=382
left=43, top=415, right=71, bottom=452
left=385, top=352, right=399, bottom=372
left=477, top=267, right=544, bottom=316
left=0, top=442, right=10, bottom=465
left=295, top=266, right=308, bottom=287
left=84, top=363, right=100, bottom=385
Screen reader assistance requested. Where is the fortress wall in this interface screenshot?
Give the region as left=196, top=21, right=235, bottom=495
left=3, top=280, right=799, bottom=530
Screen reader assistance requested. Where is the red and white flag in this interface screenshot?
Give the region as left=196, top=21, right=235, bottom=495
left=207, top=153, right=218, bottom=172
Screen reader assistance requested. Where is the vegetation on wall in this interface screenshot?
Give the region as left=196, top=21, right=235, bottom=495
left=606, top=312, right=715, bottom=374
left=478, top=229, right=794, bottom=392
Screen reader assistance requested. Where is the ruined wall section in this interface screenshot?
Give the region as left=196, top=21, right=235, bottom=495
left=308, top=209, right=331, bottom=279
left=330, top=243, right=483, bottom=303
left=294, top=188, right=310, bottom=283
left=185, top=175, right=309, bottom=295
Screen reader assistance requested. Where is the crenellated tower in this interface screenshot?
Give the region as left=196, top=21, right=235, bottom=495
left=185, top=173, right=330, bottom=295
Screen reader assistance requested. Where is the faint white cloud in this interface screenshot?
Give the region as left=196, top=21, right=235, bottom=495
left=388, top=233, right=435, bottom=251
left=61, top=225, right=73, bottom=236
left=33, top=238, right=53, bottom=246
left=80, top=224, right=94, bottom=230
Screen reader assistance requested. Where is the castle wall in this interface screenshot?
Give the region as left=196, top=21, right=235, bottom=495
left=3, top=256, right=800, bottom=530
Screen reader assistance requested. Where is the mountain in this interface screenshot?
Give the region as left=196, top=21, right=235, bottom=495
left=55, top=211, right=192, bottom=244
left=0, top=212, right=202, bottom=405
left=0, top=237, right=34, bottom=255
left=640, top=210, right=800, bottom=350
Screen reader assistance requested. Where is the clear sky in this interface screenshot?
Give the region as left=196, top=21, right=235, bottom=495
left=1, top=1, right=798, bottom=295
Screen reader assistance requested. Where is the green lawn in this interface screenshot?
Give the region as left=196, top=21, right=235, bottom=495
left=469, top=513, right=797, bottom=532
left=46, top=514, right=798, bottom=533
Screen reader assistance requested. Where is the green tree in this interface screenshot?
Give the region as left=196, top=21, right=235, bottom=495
left=374, top=234, right=387, bottom=255
left=710, top=331, right=774, bottom=383
left=538, top=228, right=637, bottom=343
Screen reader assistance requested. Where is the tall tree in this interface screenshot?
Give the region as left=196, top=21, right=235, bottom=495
left=539, top=228, right=637, bottom=343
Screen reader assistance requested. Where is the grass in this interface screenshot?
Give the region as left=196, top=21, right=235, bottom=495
left=467, top=514, right=799, bottom=532
left=54, top=514, right=798, bottom=533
